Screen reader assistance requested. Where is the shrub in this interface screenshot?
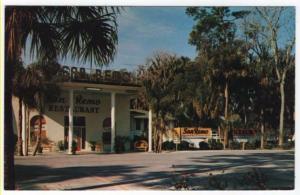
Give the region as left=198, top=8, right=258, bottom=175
left=282, top=142, right=294, bottom=150
left=89, top=141, right=96, bottom=151
left=208, top=139, right=223, bottom=150
left=230, top=141, right=241, bottom=150
left=162, top=141, right=176, bottom=150
left=71, top=141, right=77, bottom=154
left=245, top=142, right=256, bottom=150
left=115, top=136, right=129, bottom=153
left=57, top=140, right=65, bottom=151
left=199, top=141, right=209, bottom=150
left=178, top=140, right=190, bottom=150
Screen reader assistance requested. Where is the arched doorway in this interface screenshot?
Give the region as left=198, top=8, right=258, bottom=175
left=30, top=115, right=46, bottom=145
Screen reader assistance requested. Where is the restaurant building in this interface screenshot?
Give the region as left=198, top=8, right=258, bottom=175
left=12, top=66, right=153, bottom=154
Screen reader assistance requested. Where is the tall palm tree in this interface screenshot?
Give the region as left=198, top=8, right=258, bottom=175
left=12, top=61, right=26, bottom=156
left=5, top=6, right=119, bottom=189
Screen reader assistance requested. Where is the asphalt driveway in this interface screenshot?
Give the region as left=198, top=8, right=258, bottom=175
left=15, top=150, right=294, bottom=190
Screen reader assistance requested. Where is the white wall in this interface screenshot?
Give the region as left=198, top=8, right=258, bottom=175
left=12, top=90, right=132, bottom=152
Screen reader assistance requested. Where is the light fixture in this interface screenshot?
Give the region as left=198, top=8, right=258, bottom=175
left=85, top=87, right=103, bottom=91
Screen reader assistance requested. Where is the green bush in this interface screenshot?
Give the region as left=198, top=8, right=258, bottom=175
left=89, top=141, right=96, bottom=151
left=71, top=141, right=77, bottom=154
left=245, top=142, right=255, bottom=150
left=199, top=141, right=209, bottom=150
left=178, top=140, right=190, bottom=150
left=162, top=141, right=176, bottom=150
left=282, top=141, right=294, bottom=150
left=208, top=139, right=223, bottom=150
left=57, top=140, right=65, bottom=151
left=114, top=136, right=129, bottom=153
left=230, top=141, right=241, bottom=150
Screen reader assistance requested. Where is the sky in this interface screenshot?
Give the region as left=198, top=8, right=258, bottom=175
left=107, top=7, right=197, bottom=71
left=22, top=6, right=295, bottom=72
left=23, top=7, right=197, bottom=72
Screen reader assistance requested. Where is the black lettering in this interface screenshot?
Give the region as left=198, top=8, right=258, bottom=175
left=71, top=67, right=78, bottom=80
left=63, top=66, right=70, bottom=81
left=104, top=70, right=112, bottom=81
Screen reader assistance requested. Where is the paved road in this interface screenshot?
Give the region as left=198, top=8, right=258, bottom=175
left=15, top=150, right=294, bottom=190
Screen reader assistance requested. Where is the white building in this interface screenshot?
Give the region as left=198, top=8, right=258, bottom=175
left=12, top=66, right=153, bottom=153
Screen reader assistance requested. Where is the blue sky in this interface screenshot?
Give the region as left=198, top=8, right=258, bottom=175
left=23, top=7, right=197, bottom=71
left=107, top=7, right=197, bottom=71
left=22, top=6, right=295, bottom=71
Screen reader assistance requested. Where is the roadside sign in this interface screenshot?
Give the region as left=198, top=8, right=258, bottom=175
left=174, top=139, right=180, bottom=144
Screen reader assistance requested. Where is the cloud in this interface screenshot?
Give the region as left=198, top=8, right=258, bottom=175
left=117, top=7, right=175, bottom=38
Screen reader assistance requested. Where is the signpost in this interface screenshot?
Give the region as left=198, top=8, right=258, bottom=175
left=174, top=139, right=180, bottom=151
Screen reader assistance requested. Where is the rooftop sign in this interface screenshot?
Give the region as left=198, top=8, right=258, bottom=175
left=61, top=66, right=138, bottom=85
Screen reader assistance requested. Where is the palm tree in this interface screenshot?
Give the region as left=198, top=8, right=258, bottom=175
left=139, top=53, right=183, bottom=152
left=12, top=61, right=26, bottom=156
left=5, top=6, right=119, bottom=189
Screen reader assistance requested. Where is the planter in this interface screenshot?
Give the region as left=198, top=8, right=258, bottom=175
left=91, top=146, right=96, bottom=151
left=38, top=146, right=43, bottom=154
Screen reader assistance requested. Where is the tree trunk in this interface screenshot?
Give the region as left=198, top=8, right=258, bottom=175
left=32, top=114, right=43, bottom=156
left=279, top=80, right=285, bottom=147
left=260, top=109, right=264, bottom=149
left=24, top=106, right=29, bottom=156
left=17, top=98, right=23, bottom=156
left=4, top=60, right=15, bottom=190
left=224, top=81, right=229, bottom=149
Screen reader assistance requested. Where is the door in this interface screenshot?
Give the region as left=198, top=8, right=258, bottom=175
left=64, top=116, right=86, bottom=150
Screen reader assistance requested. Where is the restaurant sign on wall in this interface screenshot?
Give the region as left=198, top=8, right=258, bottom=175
left=47, top=93, right=101, bottom=114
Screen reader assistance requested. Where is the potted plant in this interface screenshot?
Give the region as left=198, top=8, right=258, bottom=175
left=71, top=141, right=77, bottom=155
left=89, top=141, right=96, bottom=151
left=37, top=145, right=43, bottom=153
left=114, top=136, right=129, bottom=153
left=57, top=140, right=65, bottom=151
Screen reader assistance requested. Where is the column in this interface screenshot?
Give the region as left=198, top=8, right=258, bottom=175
left=22, top=103, right=26, bottom=154
left=148, top=108, right=152, bottom=152
left=68, top=89, right=74, bottom=154
left=111, top=92, right=116, bottom=153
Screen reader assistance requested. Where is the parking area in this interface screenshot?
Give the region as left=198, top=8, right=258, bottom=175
left=15, top=150, right=294, bottom=190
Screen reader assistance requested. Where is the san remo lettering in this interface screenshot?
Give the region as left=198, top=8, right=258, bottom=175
left=47, top=94, right=101, bottom=113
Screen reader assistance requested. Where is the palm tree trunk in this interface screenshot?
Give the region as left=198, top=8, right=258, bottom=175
left=4, top=59, right=15, bottom=190
left=24, top=106, right=29, bottom=156
left=260, top=109, right=264, bottom=149
left=224, top=81, right=229, bottom=149
left=32, top=114, right=42, bottom=156
left=17, top=98, right=23, bottom=156
left=279, top=80, right=285, bottom=147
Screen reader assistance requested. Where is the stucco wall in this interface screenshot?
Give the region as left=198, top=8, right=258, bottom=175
left=12, top=90, right=132, bottom=152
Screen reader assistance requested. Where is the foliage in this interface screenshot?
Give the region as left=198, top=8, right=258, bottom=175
left=208, top=171, right=228, bottom=190
left=229, top=141, right=241, bottom=150
left=89, top=141, right=96, bottom=151
left=138, top=53, right=189, bottom=152
left=208, top=139, right=223, bottom=150
left=178, top=140, right=190, bottom=150
left=57, top=140, right=65, bottom=151
left=199, top=141, right=209, bottom=150
left=245, top=141, right=259, bottom=150
left=71, top=141, right=77, bottom=153
left=114, top=136, right=129, bottom=153
left=162, top=141, right=176, bottom=150
left=240, top=168, right=267, bottom=190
